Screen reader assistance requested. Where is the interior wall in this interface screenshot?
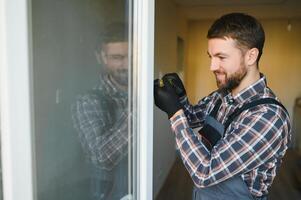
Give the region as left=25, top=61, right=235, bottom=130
left=185, top=20, right=216, bottom=103
left=185, top=18, right=301, bottom=145
left=260, top=19, right=301, bottom=116
left=154, top=0, right=188, bottom=197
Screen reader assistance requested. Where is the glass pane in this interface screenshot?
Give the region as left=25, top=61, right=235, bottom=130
left=31, top=0, right=134, bottom=199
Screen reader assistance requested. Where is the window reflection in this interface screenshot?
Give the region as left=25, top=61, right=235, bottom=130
left=71, top=23, right=131, bottom=200
left=32, top=0, right=133, bottom=199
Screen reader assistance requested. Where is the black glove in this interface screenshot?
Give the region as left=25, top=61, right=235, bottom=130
left=154, top=78, right=182, bottom=118
left=162, top=73, right=186, bottom=97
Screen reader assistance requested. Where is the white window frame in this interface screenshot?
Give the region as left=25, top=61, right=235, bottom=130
left=133, top=0, right=154, bottom=199
left=0, top=0, right=154, bottom=199
left=0, top=0, right=36, bottom=200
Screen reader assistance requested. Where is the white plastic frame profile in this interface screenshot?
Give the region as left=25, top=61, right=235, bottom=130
left=0, top=0, right=36, bottom=200
left=133, top=0, right=155, bottom=199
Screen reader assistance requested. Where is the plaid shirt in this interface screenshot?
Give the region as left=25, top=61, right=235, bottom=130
left=71, top=74, right=129, bottom=170
left=170, top=75, right=291, bottom=197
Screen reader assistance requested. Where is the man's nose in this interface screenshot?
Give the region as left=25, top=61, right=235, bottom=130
left=210, top=58, right=219, bottom=71
left=121, top=57, right=128, bottom=68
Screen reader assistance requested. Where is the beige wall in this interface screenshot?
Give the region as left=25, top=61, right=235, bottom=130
left=261, top=19, right=301, bottom=116
left=185, top=20, right=216, bottom=103
left=154, top=1, right=188, bottom=76
left=153, top=0, right=188, bottom=197
left=185, top=19, right=301, bottom=117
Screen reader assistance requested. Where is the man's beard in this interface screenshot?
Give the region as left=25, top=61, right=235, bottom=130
left=111, top=69, right=128, bottom=87
left=215, top=65, right=247, bottom=92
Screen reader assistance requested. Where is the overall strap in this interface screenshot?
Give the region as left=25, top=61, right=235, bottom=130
left=224, top=98, right=288, bottom=133
left=197, top=99, right=223, bottom=150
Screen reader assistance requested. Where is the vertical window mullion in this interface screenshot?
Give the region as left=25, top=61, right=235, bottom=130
left=133, top=0, right=154, bottom=199
left=1, top=0, right=35, bottom=200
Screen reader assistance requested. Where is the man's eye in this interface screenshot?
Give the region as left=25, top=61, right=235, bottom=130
left=107, top=55, right=127, bottom=61
left=111, top=55, right=123, bottom=59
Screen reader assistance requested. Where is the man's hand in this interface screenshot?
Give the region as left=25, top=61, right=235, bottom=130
left=154, top=78, right=182, bottom=118
left=162, top=73, right=186, bottom=97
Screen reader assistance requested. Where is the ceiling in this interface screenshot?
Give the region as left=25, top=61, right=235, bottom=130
left=173, top=0, right=301, bottom=19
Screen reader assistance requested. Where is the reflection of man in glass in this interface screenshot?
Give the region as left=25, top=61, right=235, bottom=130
left=72, top=23, right=129, bottom=200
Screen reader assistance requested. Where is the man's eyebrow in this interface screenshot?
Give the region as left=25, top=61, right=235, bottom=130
left=207, top=51, right=228, bottom=57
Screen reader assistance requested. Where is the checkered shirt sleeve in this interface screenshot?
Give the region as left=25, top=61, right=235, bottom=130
left=71, top=93, right=129, bottom=170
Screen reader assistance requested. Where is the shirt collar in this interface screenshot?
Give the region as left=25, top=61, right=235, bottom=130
left=222, top=73, right=267, bottom=105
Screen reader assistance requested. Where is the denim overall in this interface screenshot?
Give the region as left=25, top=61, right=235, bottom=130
left=194, top=98, right=287, bottom=200
left=89, top=155, right=128, bottom=200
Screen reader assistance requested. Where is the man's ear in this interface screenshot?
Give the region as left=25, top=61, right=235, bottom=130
left=245, top=48, right=259, bottom=66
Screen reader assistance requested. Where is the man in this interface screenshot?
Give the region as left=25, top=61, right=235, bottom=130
left=154, top=13, right=291, bottom=200
left=72, top=23, right=130, bottom=200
